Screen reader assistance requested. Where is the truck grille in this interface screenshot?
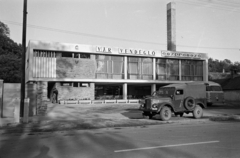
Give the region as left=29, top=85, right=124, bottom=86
left=145, top=99, right=152, bottom=109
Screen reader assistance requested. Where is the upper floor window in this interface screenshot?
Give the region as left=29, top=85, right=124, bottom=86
left=181, top=60, right=203, bottom=81
left=96, top=55, right=124, bottom=79
left=62, top=52, right=90, bottom=59
left=156, top=59, right=179, bottom=80
left=128, top=57, right=153, bottom=80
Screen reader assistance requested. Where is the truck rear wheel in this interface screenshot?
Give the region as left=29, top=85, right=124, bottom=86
left=160, top=106, right=172, bottom=121
left=193, top=105, right=203, bottom=119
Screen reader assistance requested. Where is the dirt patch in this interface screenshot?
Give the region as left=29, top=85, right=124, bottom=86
left=209, top=115, right=240, bottom=122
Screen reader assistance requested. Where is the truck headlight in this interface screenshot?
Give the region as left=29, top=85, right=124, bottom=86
left=139, top=104, right=144, bottom=109
left=151, top=104, right=158, bottom=110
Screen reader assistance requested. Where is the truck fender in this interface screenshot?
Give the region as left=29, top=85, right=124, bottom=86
left=157, top=103, right=174, bottom=113
left=195, top=101, right=206, bottom=109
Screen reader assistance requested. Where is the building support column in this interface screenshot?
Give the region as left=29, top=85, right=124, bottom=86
left=203, top=59, right=208, bottom=82
left=90, top=83, right=95, bottom=100
left=151, top=84, right=156, bottom=94
left=179, top=60, right=182, bottom=81
left=26, top=82, right=37, bottom=116
left=41, top=81, right=48, bottom=101
left=123, top=83, right=127, bottom=100
left=36, top=81, right=48, bottom=115
left=153, top=58, right=156, bottom=80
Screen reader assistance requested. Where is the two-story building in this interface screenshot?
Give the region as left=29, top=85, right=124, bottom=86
left=25, top=40, right=208, bottom=114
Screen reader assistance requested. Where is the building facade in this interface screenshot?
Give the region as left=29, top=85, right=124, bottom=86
left=25, top=40, right=208, bottom=106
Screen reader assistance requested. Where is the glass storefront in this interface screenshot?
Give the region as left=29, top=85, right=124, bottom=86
left=95, top=54, right=203, bottom=81
left=94, top=84, right=151, bottom=100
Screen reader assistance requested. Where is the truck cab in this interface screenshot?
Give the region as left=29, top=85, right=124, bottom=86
left=139, top=82, right=208, bottom=121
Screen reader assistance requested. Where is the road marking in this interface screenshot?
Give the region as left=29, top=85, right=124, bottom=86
left=114, top=140, right=220, bottom=153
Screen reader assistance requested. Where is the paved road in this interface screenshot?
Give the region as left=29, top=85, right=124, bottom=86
left=1, top=121, right=240, bottom=158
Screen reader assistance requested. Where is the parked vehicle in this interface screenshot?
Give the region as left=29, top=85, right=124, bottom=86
left=206, top=81, right=225, bottom=106
left=139, top=82, right=208, bottom=121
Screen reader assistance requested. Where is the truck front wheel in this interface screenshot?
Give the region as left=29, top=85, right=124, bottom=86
left=160, top=106, right=172, bottom=121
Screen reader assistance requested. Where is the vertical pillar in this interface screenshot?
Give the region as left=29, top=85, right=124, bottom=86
left=23, top=98, right=29, bottom=123
left=36, top=81, right=48, bottom=115
left=36, top=82, right=41, bottom=115
left=13, top=98, right=20, bottom=123
left=167, top=2, right=176, bottom=51
left=90, top=83, right=95, bottom=100
left=26, top=82, right=37, bottom=116
left=179, top=60, right=182, bottom=81
left=124, top=56, right=127, bottom=79
left=41, top=81, right=48, bottom=101
left=0, top=80, right=3, bottom=117
left=151, top=84, right=156, bottom=94
left=203, top=59, right=208, bottom=82
left=153, top=58, right=156, bottom=80
left=123, top=83, right=127, bottom=100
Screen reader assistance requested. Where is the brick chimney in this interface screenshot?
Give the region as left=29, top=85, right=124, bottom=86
left=167, top=2, right=176, bottom=51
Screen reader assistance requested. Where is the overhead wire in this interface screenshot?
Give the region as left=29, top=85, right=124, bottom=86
left=203, top=0, right=240, bottom=6
left=178, top=0, right=240, bottom=13
left=2, top=20, right=166, bottom=46
left=196, top=0, right=240, bottom=7
left=1, top=3, right=239, bottom=52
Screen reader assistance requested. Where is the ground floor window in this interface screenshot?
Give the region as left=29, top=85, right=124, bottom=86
left=95, top=85, right=122, bottom=100
left=60, top=82, right=90, bottom=87
left=127, top=85, right=151, bottom=99
left=94, top=85, right=152, bottom=100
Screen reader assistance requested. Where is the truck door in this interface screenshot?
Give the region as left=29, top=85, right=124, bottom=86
left=173, top=89, right=184, bottom=111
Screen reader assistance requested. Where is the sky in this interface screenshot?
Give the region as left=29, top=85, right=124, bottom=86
left=0, top=0, right=240, bottom=62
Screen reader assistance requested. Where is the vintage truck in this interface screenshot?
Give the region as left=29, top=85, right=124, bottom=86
left=206, top=81, right=225, bottom=106
left=139, top=82, right=209, bottom=121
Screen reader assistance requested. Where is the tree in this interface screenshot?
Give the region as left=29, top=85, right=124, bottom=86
left=208, top=58, right=221, bottom=72
left=208, top=58, right=236, bottom=73
left=0, top=21, right=22, bottom=83
left=0, top=21, right=10, bottom=37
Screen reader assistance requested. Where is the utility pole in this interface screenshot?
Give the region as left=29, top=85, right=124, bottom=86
left=20, top=0, right=27, bottom=117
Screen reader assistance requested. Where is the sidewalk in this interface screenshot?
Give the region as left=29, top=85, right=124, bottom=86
left=1, top=102, right=240, bottom=133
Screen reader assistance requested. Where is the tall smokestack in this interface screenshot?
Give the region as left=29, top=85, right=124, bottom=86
left=167, top=2, right=176, bottom=51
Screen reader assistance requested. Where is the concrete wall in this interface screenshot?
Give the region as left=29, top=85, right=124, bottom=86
left=56, top=83, right=94, bottom=100
left=0, top=80, right=3, bottom=117
left=56, top=58, right=96, bottom=79
left=224, top=90, right=240, bottom=101
left=1, top=83, right=37, bottom=118
left=2, top=83, right=21, bottom=118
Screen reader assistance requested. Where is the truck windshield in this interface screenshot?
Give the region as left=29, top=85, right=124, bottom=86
left=155, top=87, right=175, bottom=97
